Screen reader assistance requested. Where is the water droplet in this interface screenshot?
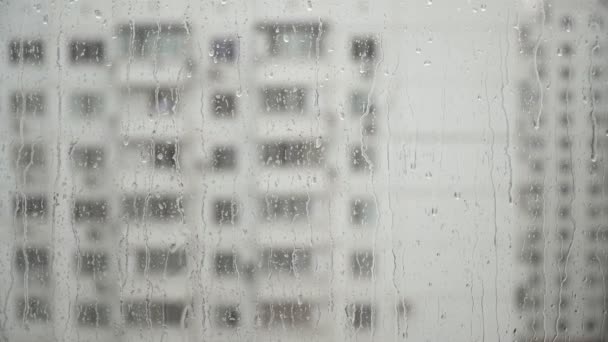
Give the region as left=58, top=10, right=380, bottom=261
left=480, top=4, right=487, bottom=12
left=425, top=171, right=432, bottom=179
left=415, top=48, right=421, bottom=54
left=454, top=192, right=461, bottom=200
left=268, top=71, right=274, bottom=78
left=33, top=3, right=41, bottom=12
left=94, top=9, right=102, bottom=19
left=220, top=0, right=227, bottom=4
left=208, top=49, right=215, bottom=57
left=306, top=0, right=313, bottom=11
left=315, top=136, right=323, bottom=148
left=283, top=34, right=290, bottom=43
left=423, top=60, right=432, bottom=66
left=236, top=89, right=243, bottom=98
left=431, top=207, right=438, bottom=216
left=427, top=0, right=432, bottom=5
left=42, top=15, right=48, bottom=25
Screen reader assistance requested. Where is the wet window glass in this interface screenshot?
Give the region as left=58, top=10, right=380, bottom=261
left=3, top=1, right=608, bottom=341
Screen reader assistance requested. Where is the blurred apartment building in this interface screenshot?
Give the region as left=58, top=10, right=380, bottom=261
left=0, top=0, right=409, bottom=341
left=8, top=0, right=608, bottom=341
left=514, top=0, right=608, bottom=341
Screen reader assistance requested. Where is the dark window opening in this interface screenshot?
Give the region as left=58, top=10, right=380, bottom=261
left=17, top=297, right=50, bottom=322
left=260, top=248, right=312, bottom=275
left=351, top=37, right=376, bottom=62
left=77, top=302, right=110, bottom=327
left=212, top=146, right=236, bottom=170
left=263, top=87, right=306, bottom=113
left=213, top=199, right=239, bottom=226
left=214, top=251, right=238, bottom=276
left=122, top=194, right=183, bottom=221
left=351, top=250, right=374, bottom=279
left=72, top=146, right=105, bottom=170
left=75, top=251, right=109, bottom=276
left=9, top=39, right=44, bottom=64
left=211, top=38, right=236, bottom=63
left=10, top=92, right=45, bottom=116
left=70, top=40, right=105, bottom=64
left=261, top=194, right=309, bottom=222
left=215, top=305, right=240, bottom=328
left=345, top=303, right=373, bottom=330
left=154, top=142, right=178, bottom=169
left=123, top=301, right=187, bottom=327
left=260, top=141, right=324, bottom=167
left=73, top=199, right=108, bottom=223
left=13, top=195, right=47, bottom=220
left=136, top=248, right=187, bottom=275
left=256, top=301, right=312, bottom=328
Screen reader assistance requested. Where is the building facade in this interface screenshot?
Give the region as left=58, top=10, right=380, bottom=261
left=514, top=0, right=608, bottom=341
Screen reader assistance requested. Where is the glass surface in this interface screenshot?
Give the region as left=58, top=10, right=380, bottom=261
left=1, top=0, right=608, bottom=341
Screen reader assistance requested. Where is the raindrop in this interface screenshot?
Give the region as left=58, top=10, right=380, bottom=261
left=306, top=0, right=312, bottom=11
left=283, top=34, right=290, bottom=43
left=425, top=171, right=432, bottom=179
left=415, top=48, right=422, bottom=54
left=315, top=136, right=323, bottom=148
left=42, top=15, right=48, bottom=25
left=427, top=0, right=432, bottom=5
left=454, top=192, right=461, bottom=200
left=480, top=4, right=487, bottom=12
left=33, top=3, right=41, bottom=12
left=423, top=60, right=432, bottom=66
left=94, top=9, right=102, bottom=19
